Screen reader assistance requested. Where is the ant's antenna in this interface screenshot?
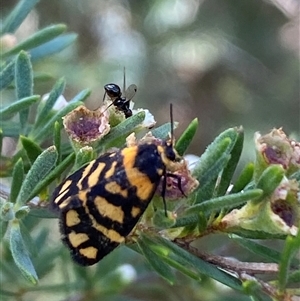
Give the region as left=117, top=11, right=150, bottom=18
left=170, top=103, right=174, bottom=145
left=123, top=66, right=126, bottom=92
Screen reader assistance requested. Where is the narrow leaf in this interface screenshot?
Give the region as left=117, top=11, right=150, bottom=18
left=29, top=34, right=77, bottom=61
left=253, top=165, right=285, bottom=204
left=29, top=208, right=57, bottom=219
left=175, top=118, right=198, bottom=156
left=0, top=95, right=40, bottom=120
left=0, top=221, right=8, bottom=241
left=231, top=235, right=299, bottom=267
left=54, top=121, right=62, bottom=165
left=98, top=111, right=145, bottom=150
left=140, top=234, right=201, bottom=281
left=10, top=158, right=24, bottom=203
left=137, top=237, right=175, bottom=284
left=193, top=138, right=232, bottom=203
left=151, top=122, right=178, bottom=140
left=16, top=146, right=58, bottom=206
left=193, top=137, right=233, bottom=185
left=186, top=189, right=263, bottom=215
left=3, top=24, right=67, bottom=57
left=0, top=129, right=2, bottom=154
left=1, top=0, right=40, bottom=34
left=9, top=220, right=38, bottom=284
left=15, top=51, right=33, bottom=129
left=15, top=51, right=33, bottom=98
left=287, top=270, right=300, bottom=285
left=34, top=77, right=66, bottom=128
left=278, top=236, right=294, bottom=292
left=20, top=136, right=43, bottom=164
left=0, top=60, right=15, bottom=90
left=146, top=234, right=243, bottom=291
left=217, top=126, right=244, bottom=196
left=26, top=152, right=75, bottom=202
left=0, top=121, right=22, bottom=137
left=231, top=163, right=254, bottom=193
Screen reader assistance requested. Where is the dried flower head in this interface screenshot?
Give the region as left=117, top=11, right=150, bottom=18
left=63, top=105, right=110, bottom=146
left=222, top=177, right=299, bottom=236
left=255, top=128, right=300, bottom=174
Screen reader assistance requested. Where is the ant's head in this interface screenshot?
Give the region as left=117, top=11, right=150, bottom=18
left=104, top=83, right=122, bottom=99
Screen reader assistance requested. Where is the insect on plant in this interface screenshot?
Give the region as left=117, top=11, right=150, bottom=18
left=51, top=104, right=185, bottom=266
left=103, top=69, right=137, bottom=118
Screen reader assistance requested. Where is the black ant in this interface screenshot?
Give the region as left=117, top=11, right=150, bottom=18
left=103, top=83, right=137, bottom=118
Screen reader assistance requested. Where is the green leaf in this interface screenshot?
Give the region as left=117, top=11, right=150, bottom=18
left=34, top=77, right=66, bottom=129
left=175, top=118, right=198, bottom=156
left=0, top=221, right=9, bottom=241
left=20, top=136, right=43, bottom=164
left=243, top=281, right=272, bottom=301
left=139, top=234, right=201, bottom=281
left=98, top=111, right=145, bottom=150
left=217, top=126, right=244, bottom=196
left=15, top=51, right=33, bottom=129
left=226, top=228, right=286, bottom=239
left=278, top=230, right=300, bottom=292
left=0, top=95, right=40, bottom=120
left=0, top=129, right=3, bottom=156
left=15, top=206, right=30, bottom=220
left=287, top=270, right=300, bottom=285
left=186, top=189, right=263, bottom=215
left=151, top=122, right=178, bottom=140
left=192, top=137, right=232, bottom=203
left=26, top=152, right=75, bottom=202
left=0, top=201, right=14, bottom=221
left=54, top=121, right=62, bottom=165
left=231, top=163, right=254, bottom=193
left=29, top=34, right=78, bottom=61
left=9, top=220, right=38, bottom=284
left=152, top=209, right=176, bottom=229
left=0, top=60, right=15, bottom=90
left=16, top=146, right=58, bottom=206
left=2, top=24, right=67, bottom=58
left=193, top=136, right=232, bottom=185
left=10, top=158, right=24, bottom=203
left=0, top=121, right=23, bottom=137
left=145, top=234, right=243, bottom=291
left=172, top=212, right=204, bottom=228
left=278, top=236, right=294, bottom=292
left=137, top=236, right=175, bottom=284
left=29, top=208, right=57, bottom=219
left=253, top=165, right=285, bottom=204
left=1, top=0, right=40, bottom=34
left=19, top=221, right=38, bottom=257
left=230, top=235, right=299, bottom=267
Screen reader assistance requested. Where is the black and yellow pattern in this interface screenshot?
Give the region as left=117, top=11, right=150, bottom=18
left=52, top=141, right=182, bottom=266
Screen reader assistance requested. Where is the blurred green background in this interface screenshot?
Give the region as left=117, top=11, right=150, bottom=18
left=2, top=0, right=299, bottom=161
left=1, top=0, right=299, bottom=300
